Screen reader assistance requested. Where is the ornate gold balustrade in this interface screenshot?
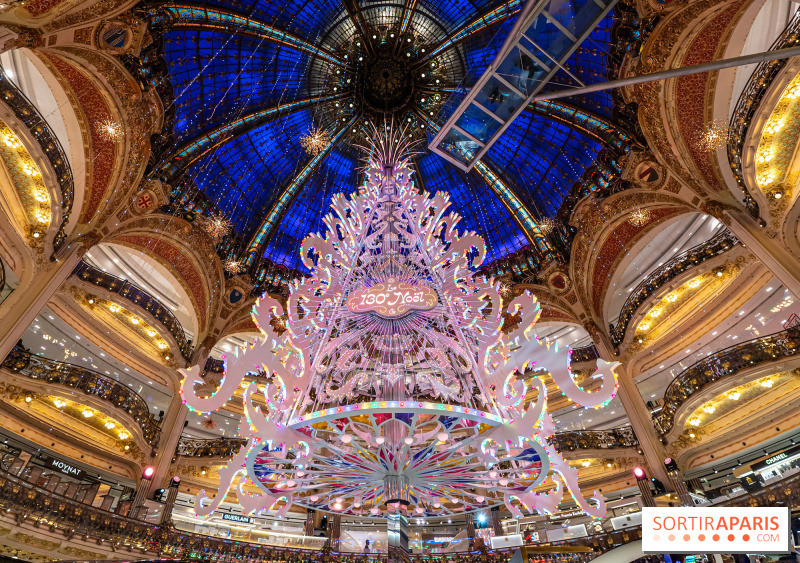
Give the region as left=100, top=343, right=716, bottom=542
left=74, top=260, right=193, bottom=360
left=0, top=71, right=74, bottom=250
left=0, top=465, right=522, bottom=562
left=175, top=436, right=246, bottom=457
left=610, top=229, right=739, bottom=347
left=570, top=344, right=599, bottom=363
left=1, top=345, right=162, bottom=447
left=720, top=471, right=800, bottom=508
left=548, top=426, right=639, bottom=452
left=728, top=9, right=800, bottom=218
left=652, top=327, right=800, bottom=436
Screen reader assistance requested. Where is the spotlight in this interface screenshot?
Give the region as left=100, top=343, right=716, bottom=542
left=142, top=466, right=155, bottom=480
left=633, top=467, right=646, bottom=480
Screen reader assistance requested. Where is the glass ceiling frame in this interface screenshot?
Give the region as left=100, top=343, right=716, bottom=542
left=429, top=0, right=618, bottom=171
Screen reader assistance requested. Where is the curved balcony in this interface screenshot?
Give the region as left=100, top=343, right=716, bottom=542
left=549, top=426, right=639, bottom=452
left=728, top=10, right=800, bottom=218
left=73, top=260, right=193, bottom=360
left=652, top=327, right=800, bottom=436
left=609, top=229, right=739, bottom=347
left=570, top=343, right=600, bottom=363
left=720, top=471, right=800, bottom=508
left=1, top=345, right=162, bottom=447
left=0, top=465, right=524, bottom=562
left=176, top=436, right=246, bottom=458
left=0, top=72, right=74, bottom=250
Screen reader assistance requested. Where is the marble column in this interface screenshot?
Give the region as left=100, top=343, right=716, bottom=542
left=0, top=247, right=83, bottom=360
left=725, top=210, right=800, bottom=298
left=147, top=392, right=188, bottom=495
left=615, top=365, right=670, bottom=484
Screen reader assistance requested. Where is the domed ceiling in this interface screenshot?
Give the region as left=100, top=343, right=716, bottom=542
left=140, top=0, right=631, bottom=277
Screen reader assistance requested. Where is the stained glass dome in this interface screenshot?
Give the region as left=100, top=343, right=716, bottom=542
left=141, top=0, right=629, bottom=277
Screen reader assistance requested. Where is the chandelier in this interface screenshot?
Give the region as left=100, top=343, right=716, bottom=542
left=628, top=206, right=651, bottom=227
left=299, top=125, right=331, bottom=156
left=538, top=217, right=556, bottom=235
left=180, top=129, right=619, bottom=523
left=697, top=119, right=729, bottom=152
left=222, top=257, right=245, bottom=274
left=98, top=118, right=123, bottom=142
left=203, top=212, right=232, bottom=240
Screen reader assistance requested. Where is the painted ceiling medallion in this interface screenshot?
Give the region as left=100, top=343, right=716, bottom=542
left=179, top=128, right=619, bottom=521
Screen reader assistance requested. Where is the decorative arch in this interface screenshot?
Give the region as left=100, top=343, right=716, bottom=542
left=4, top=47, right=87, bottom=239
left=105, top=215, right=225, bottom=336
left=600, top=212, right=721, bottom=323
left=36, top=50, right=121, bottom=227
left=570, top=191, right=694, bottom=321
left=634, top=0, right=759, bottom=204
left=588, top=205, right=686, bottom=317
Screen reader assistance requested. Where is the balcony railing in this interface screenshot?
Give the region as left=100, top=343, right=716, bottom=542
left=1, top=345, right=162, bottom=447
left=610, top=229, right=739, bottom=347
left=176, top=436, right=246, bottom=458
left=549, top=426, right=639, bottom=452
left=728, top=10, right=800, bottom=219
left=720, top=471, right=800, bottom=508
left=570, top=344, right=600, bottom=363
left=0, top=72, right=74, bottom=250
left=74, top=260, right=193, bottom=360
left=652, top=327, right=800, bottom=436
left=0, top=464, right=522, bottom=562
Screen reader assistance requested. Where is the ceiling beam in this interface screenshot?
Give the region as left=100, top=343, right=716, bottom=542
left=396, top=0, right=419, bottom=51
left=429, top=86, right=637, bottom=152
left=413, top=109, right=555, bottom=257
left=414, top=0, right=523, bottom=67
left=149, top=3, right=347, bottom=67
left=341, top=0, right=374, bottom=56
left=244, top=115, right=359, bottom=266
left=526, top=100, right=639, bottom=152
left=156, top=94, right=344, bottom=183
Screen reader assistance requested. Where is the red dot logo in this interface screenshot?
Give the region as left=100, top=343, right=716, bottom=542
left=742, top=534, right=750, bottom=541
left=713, top=534, right=720, bottom=541
left=683, top=534, right=690, bottom=542
left=728, top=534, right=735, bottom=542
left=698, top=534, right=706, bottom=541
left=668, top=534, right=676, bottom=542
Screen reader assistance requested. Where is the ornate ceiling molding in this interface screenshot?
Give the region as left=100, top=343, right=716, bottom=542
left=155, top=95, right=342, bottom=185
left=414, top=0, right=522, bottom=66
left=148, top=3, right=346, bottom=67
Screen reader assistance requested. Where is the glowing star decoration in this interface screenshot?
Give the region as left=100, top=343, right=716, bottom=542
left=299, top=125, right=331, bottom=156
left=178, top=123, right=618, bottom=520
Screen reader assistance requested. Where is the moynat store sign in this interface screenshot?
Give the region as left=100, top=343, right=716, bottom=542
left=44, top=456, right=86, bottom=479
left=642, top=507, right=790, bottom=554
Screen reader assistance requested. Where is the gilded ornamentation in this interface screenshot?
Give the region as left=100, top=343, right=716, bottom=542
left=58, top=546, right=105, bottom=559
left=51, top=47, right=159, bottom=231
left=9, top=532, right=60, bottom=551
left=72, top=27, right=93, bottom=45
left=633, top=0, right=742, bottom=199
left=0, top=121, right=50, bottom=242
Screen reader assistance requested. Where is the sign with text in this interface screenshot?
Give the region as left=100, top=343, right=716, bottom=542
left=347, top=279, right=437, bottom=318
left=44, top=456, right=85, bottom=479
left=642, top=507, right=790, bottom=554
left=222, top=513, right=252, bottom=524
left=751, top=443, right=800, bottom=471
